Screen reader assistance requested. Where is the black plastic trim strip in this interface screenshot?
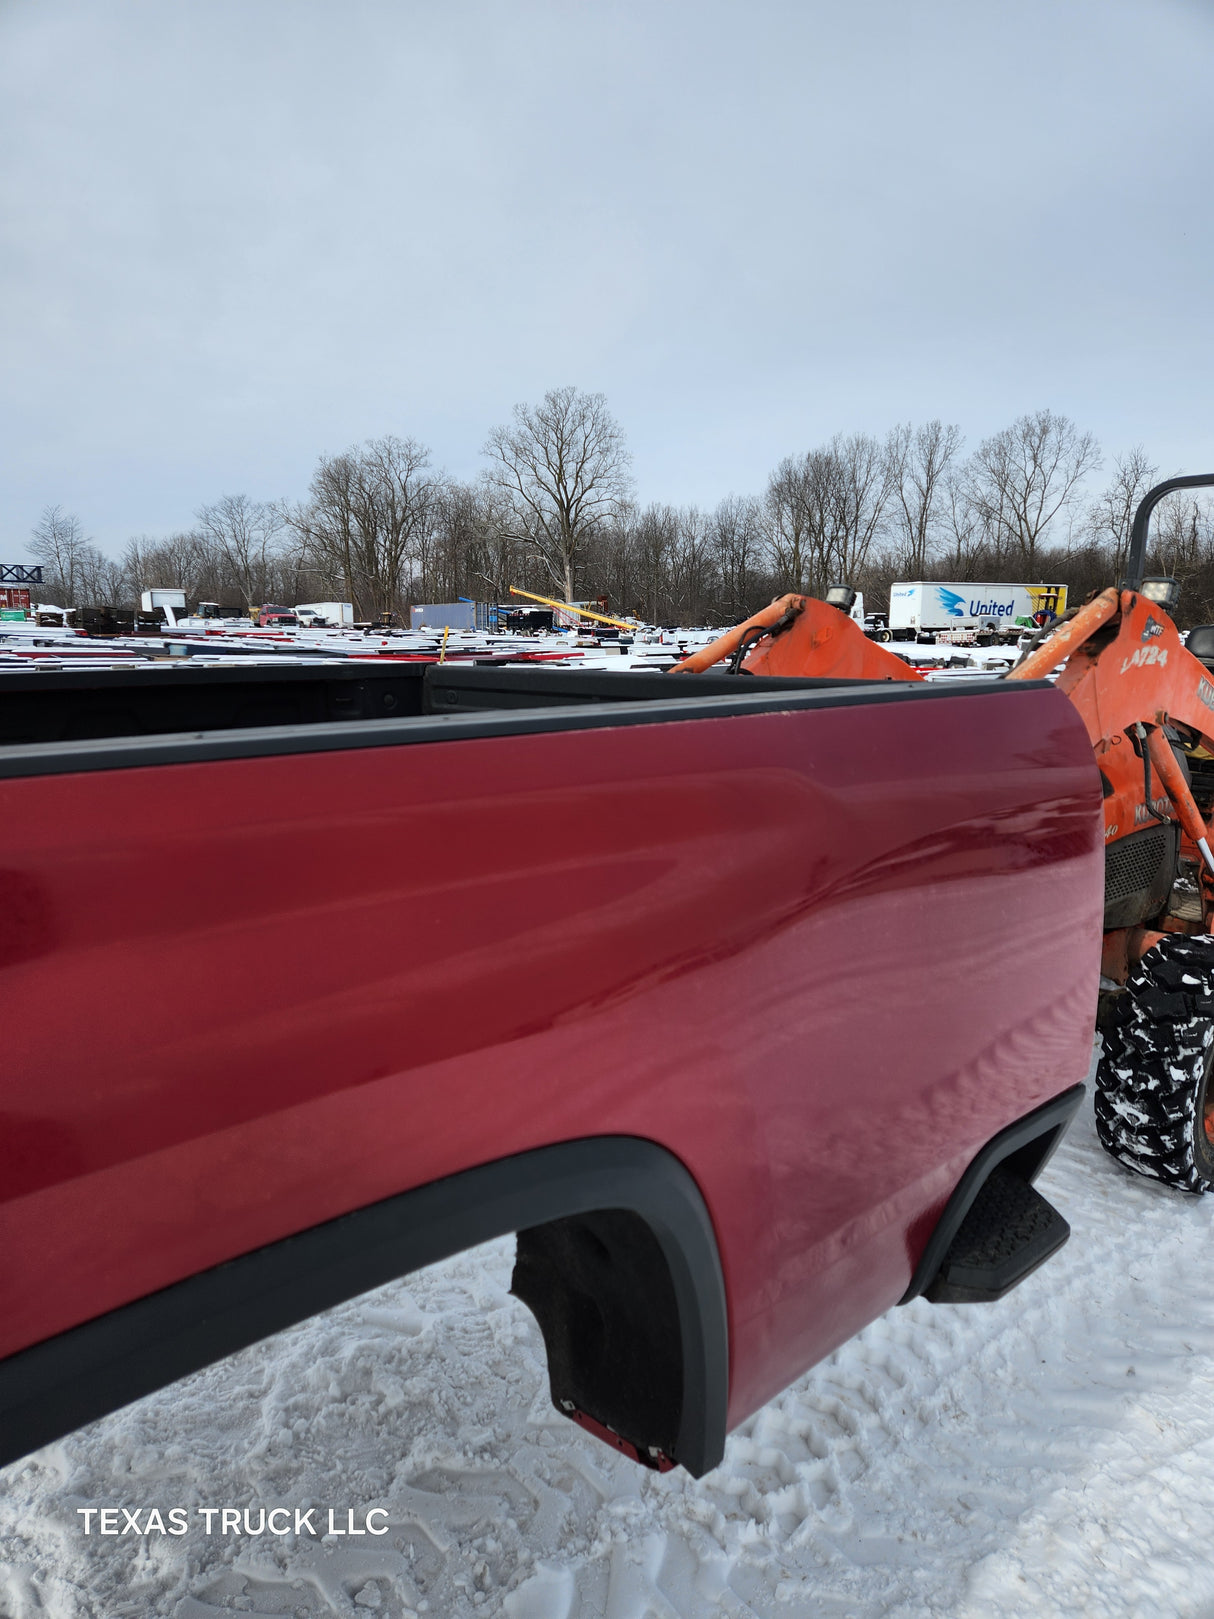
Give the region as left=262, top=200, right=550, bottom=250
left=0, top=662, right=429, bottom=694
left=423, top=664, right=884, bottom=710
left=899, top=1084, right=1085, bottom=1304
left=0, top=678, right=1053, bottom=780
left=0, top=1137, right=728, bottom=1477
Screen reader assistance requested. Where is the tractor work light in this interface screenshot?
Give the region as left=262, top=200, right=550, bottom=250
left=825, top=584, right=857, bottom=612
left=1140, top=576, right=1181, bottom=613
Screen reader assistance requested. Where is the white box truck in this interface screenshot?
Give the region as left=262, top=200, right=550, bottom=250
left=295, top=601, right=356, bottom=628
left=887, top=582, right=1066, bottom=641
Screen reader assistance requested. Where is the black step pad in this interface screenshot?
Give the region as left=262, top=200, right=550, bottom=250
left=924, top=1168, right=1070, bottom=1304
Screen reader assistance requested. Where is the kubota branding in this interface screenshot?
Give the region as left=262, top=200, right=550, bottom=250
left=1134, top=798, right=1172, bottom=825
left=1121, top=645, right=1169, bottom=673
left=1199, top=678, right=1214, bottom=712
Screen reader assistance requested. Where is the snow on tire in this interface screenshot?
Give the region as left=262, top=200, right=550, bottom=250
left=1096, top=933, right=1214, bottom=1193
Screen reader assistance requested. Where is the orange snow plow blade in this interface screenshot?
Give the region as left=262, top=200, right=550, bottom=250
left=670, top=594, right=925, bottom=682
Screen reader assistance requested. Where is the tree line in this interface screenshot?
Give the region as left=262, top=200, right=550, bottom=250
left=24, top=389, right=1214, bottom=627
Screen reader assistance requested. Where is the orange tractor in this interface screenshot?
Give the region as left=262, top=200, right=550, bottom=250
left=673, top=474, right=1214, bottom=1193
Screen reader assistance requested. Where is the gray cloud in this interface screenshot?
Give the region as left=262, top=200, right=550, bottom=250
left=2, top=0, right=1212, bottom=553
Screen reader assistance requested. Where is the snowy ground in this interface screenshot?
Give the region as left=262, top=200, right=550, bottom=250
left=4, top=1058, right=1214, bottom=1619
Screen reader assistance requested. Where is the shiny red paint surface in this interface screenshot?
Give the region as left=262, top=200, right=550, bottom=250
left=0, top=688, right=1103, bottom=1429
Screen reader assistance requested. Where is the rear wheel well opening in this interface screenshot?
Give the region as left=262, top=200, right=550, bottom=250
left=512, top=1208, right=684, bottom=1469
left=0, top=1136, right=727, bottom=1478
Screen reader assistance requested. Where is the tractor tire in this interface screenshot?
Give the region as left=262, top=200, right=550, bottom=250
left=1095, top=934, right=1214, bottom=1192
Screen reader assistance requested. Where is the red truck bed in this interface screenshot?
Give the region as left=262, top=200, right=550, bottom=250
left=0, top=667, right=1103, bottom=1473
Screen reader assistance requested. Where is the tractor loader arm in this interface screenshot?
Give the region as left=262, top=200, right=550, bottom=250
left=1008, top=585, right=1214, bottom=760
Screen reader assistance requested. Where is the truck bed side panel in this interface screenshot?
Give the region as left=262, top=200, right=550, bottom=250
left=0, top=685, right=1102, bottom=1428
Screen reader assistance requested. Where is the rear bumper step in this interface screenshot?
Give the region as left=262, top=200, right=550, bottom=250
left=923, top=1168, right=1070, bottom=1304
left=899, top=1085, right=1084, bottom=1306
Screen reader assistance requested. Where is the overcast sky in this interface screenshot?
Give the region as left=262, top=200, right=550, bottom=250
left=2, top=0, right=1212, bottom=557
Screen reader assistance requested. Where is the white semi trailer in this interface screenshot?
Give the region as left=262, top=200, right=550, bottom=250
left=887, top=581, right=1066, bottom=640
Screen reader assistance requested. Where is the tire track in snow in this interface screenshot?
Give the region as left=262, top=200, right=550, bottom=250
left=765, top=1086, right=1214, bottom=1617
left=4, top=1058, right=1214, bottom=1616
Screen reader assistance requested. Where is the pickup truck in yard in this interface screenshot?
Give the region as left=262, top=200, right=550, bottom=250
left=0, top=658, right=1102, bottom=1476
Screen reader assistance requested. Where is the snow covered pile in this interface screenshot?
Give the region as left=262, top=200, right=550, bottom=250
left=3, top=1076, right=1214, bottom=1618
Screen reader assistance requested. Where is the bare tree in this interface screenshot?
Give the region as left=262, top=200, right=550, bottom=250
left=197, top=494, right=288, bottom=608
left=422, top=481, right=526, bottom=605
left=666, top=507, right=720, bottom=625
left=1152, top=495, right=1214, bottom=583
left=938, top=467, right=989, bottom=576
left=74, top=546, right=125, bottom=606
left=1086, top=446, right=1158, bottom=581
left=293, top=437, right=436, bottom=618
left=483, top=387, right=633, bottom=602
left=631, top=504, right=680, bottom=622
left=885, top=421, right=963, bottom=576
left=766, top=434, right=892, bottom=596
left=123, top=531, right=213, bottom=600
left=968, top=410, right=1101, bottom=571
left=352, top=436, right=437, bottom=615
left=582, top=498, right=641, bottom=618
left=826, top=431, right=894, bottom=584
left=765, top=451, right=830, bottom=594
left=290, top=455, right=360, bottom=609
left=710, top=494, right=766, bottom=619
left=20, top=403, right=1141, bottom=636
left=28, top=505, right=93, bottom=603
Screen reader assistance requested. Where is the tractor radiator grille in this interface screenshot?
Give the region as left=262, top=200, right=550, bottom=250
left=1104, top=823, right=1179, bottom=930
